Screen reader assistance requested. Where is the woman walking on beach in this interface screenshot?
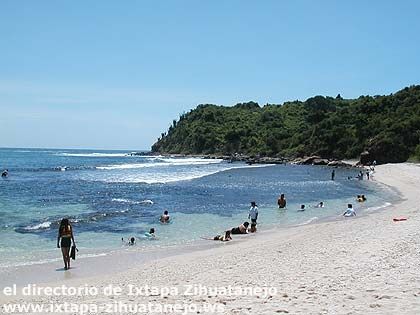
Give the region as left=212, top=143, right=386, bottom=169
left=57, top=218, right=76, bottom=270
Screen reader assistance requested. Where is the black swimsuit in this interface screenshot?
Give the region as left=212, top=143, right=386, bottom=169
left=61, top=237, right=71, bottom=248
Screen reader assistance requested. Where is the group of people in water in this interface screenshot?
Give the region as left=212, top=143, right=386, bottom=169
left=122, top=210, right=171, bottom=246
left=56, top=167, right=372, bottom=269
left=278, top=193, right=324, bottom=212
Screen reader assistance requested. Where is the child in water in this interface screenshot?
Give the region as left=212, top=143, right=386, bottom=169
left=121, top=237, right=136, bottom=246
left=145, top=228, right=156, bottom=239
left=343, top=204, right=356, bottom=217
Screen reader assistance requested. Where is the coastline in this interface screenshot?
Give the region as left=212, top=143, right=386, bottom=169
left=0, top=164, right=394, bottom=284
left=1, top=163, right=419, bottom=314
left=133, top=151, right=358, bottom=168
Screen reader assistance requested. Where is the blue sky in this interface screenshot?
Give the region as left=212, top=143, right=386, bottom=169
left=1, top=0, right=419, bottom=150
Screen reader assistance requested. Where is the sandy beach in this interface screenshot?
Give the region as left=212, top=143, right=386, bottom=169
left=1, top=163, right=419, bottom=314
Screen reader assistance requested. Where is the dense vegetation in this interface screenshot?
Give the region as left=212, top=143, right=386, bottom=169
left=152, top=86, right=420, bottom=164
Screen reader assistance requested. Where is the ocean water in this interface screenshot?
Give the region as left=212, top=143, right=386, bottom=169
left=0, top=148, right=398, bottom=268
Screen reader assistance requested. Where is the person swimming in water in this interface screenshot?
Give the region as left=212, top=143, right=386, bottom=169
left=343, top=204, right=356, bottom=217
left=57, top=218, right=76, bottom=270
left=298, top=204, right=305, bottom=212
left=315, top=201, right=324, bottom=208
left=1, top=169, right=8, bottom=178
left=145, top=228, right=156, bottom=239
left=213, top=230, right=232, bottom=242
left=121, top=236, right=137, bottom=245
left=277, top=194, right=286, bottom=208
left=357, top=195, right=367, bottom=202
left=231, top=222, right=249, bottom=234
left=160, top=210, right=170, bottom=223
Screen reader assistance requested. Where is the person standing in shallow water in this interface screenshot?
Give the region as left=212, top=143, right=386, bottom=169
left=331, top=169, right=335, bottom=180
left=277, top=194, right=287, bottom=208
left=160, top=210, right=170, bottom=223
left=248, top=201, right=258, bottom=233
left=57, top=218, right=76, bottom=270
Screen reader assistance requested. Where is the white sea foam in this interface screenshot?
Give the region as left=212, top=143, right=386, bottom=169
left=98, top=164, right=273, bottom=184
left=0, top=252, right=108, bottom=268
left=57, top=153, right=129, bottom=157
left=296, top=217, right=319, bottom=226
left=24, top=221, right=52, bottom=230
left=96, top=158, right=224, bottom=170
left=365, top=202, right=392, bottom=212
left=111, top=198, right=154, bottom=205
left=97, top=163, right=161, bottom=170
left=159, top=158, right=223, bottom=164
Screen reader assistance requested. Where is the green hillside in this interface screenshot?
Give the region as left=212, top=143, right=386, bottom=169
left=152, top=86, right=420, bottom=164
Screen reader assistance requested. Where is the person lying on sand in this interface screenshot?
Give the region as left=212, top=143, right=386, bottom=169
left=231, top=222, right=249, bottom=234
left=160, top=210, right=170, bottom=223
left=213, top=230, right=232, bottom=242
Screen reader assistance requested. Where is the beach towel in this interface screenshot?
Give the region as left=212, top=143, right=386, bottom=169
left=70, top=246, right=78, bottom=260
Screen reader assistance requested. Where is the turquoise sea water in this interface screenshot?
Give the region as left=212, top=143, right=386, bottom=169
left=0, top=148, right=399, bottom=268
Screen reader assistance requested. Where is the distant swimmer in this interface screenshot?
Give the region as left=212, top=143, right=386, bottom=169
left=357, top=195, right=367, bottom=202
left=298, top=204, right=305, bottom=212
left=343, top=204, right=356, bottom=217
left=213, top=230, right=232, bottom=242
left=248, top=201, right=258, bottom=233
left=1, top=169, right=8, bottom=178
left=145, top=228, right=156, bottom=239
left=160, top=210, right=170, bottom=223
left=331, top=169, right=335, bottom=181
left=277, top=194, right=287, bottom=208
left=315, top=202, right=324, bottom=208
left=231, top=222, right=249, bottom=234
left=121, top=236, right=137, bottom=245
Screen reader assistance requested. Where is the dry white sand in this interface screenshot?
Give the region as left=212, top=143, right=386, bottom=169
left=1, top=163, right=419, bottom=314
